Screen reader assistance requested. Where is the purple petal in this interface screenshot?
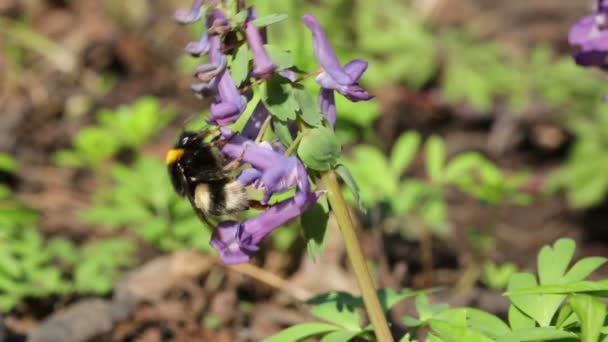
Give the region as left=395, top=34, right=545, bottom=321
left=245, top=7, right=276, bottom=79
left=174, top=0, right=204, bottom=24
left=207, top=9, right=231, bottom=34
left=302, top=14, right=353, bottom=85
left=318, top=88, right=336, bottom=127
left=185, top=32, right=210, bottom=56
left=278, top=69, right=298, bottom=82
left=573, top=50, right=608, bottom=68
left=343, top=60, right=368, bottom=81
left=194, top=57, right=226, bottom=82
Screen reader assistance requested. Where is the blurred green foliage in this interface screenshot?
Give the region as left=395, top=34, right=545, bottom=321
left=54, top=97, right=176, bottom=169
left=81, top=157, right=213, bottom=252
left=0, top=156, right=134, bottom=311
left=547, top=106, right=608, bottom=208
left=343, top=132, right=530, bottom=238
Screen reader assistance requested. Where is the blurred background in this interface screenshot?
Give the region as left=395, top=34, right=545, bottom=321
left=0, top=0, right=606, bottom=341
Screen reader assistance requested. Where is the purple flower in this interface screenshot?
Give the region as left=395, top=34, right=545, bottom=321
left=201, top=18, right=246, bottom=125
left=302, top=14, right=373, bottom=127
left=174, top=0, right=204, bottom=24
left=245, top=7, right=276, bottom=79
left=211, top=191, right=320, bottom=264
left=210, top=130, right=322, bottom=264
left=569, top=0, right=608, bottom=69
left=207, top=8, right=231, bottom=34
left=185, top=31, right=209, bottom=56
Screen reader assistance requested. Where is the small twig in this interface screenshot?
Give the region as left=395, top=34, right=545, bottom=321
left=296, top=68, right=323, bottom=83
left=222, top=261, right=312, bottom=301
left=284, top=132, right=304, bottom=156
left=240, top=78, right=266, bottom=94
left=255, top=115, right=272, bottom=143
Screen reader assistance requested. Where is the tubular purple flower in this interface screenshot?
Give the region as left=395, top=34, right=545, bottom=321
left=210, top=130, right=321, bottom=264
left=244, top=7, right=276, bottom=79
left=174, top=0, right=204, bottom=24
left=211, top=190, right=321, bottom=264
left=569, top=0, right=608, bottom=69
left=302, top=14, right=372, bottom=125
left=302, top=14, right=352, bottom=85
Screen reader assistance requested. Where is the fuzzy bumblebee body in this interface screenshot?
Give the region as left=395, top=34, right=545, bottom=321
left=166, top=131, right=249, bottom=220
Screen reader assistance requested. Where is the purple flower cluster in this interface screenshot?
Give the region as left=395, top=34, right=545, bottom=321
left=569, top=0, right=608, bottom=69
left=173, top=1, right=372, bottom=264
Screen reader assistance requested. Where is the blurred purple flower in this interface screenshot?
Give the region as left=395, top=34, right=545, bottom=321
left=569, top=0, right=608, bottom=69
left=185, top=31, right=209, bottom=56
left=174, top=0, right=204, bottom=24
left=187, top=10, right=245, bottom=125
left=245, top=7, right=276, bottom=79
left=208, top=8, right=231, bottom=34
left=302, top=14, right=373, bottom=126
left=211, top=130, right=321, bottom=264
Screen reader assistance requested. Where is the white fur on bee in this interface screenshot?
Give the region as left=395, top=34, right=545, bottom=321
left=223, top=181, right=249, bottom=213
left=194, top=181, right=248, bottom=215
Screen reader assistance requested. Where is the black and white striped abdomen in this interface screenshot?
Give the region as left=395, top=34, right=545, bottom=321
left=193, top=180, right=249, bottom=216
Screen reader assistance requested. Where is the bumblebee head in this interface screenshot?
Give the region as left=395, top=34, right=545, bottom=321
left=166, top=131, right=198, bottom=165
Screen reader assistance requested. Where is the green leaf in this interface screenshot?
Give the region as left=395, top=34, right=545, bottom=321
left=389, top=131, right=421, bottom=175
left=425, top=135, right=445, bottom=183
left=569, top=294, right=606, bottom=342
left=376, top=288, right=420, bottom=313
left=298, top=127, right=341, bottom=171
left=265, top=44, right=294, bottom=70
left=506, top=280, right=608, bottom=296
left=272, top=118, right=294, bottom=147
left=429, top=320, right=494, bottom=342
left=301, top=198, right=330, bottom=260
left=231, top=44, right=250, bottom=86
left=307, top=292, right=362, bottom=330
left=538, top=238, right=575, bottom=285
left=0, top=153, right=17, bottom=173
left=563, top=257, right=608, bottom=283
left=454, top=308, right=511, bottom=338
left=320, top=330, right=361, bottom=342
left=262, top=76, right=298, bottom=121
left=292, top=85, right=321, bottom=126
left=262, top=322, right=340, bottom=342
left=252, top=13, right=288, bottom=27
left=507, top=272, right=563, bottom=327
left=496, top=327, right=578, bottom=342
left=509, top=304, right=536, bottom=330
left=335, top=164, right=365, bottom=212
left=444, top=152, right=483, bottom=183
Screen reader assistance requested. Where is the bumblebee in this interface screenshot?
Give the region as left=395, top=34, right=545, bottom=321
left=166, top=131, right=250, bottom=225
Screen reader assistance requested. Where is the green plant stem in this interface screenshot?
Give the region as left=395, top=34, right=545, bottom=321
left=284, top=132, right=303, bottom=156
left=322, top=170, right=394, bottom=342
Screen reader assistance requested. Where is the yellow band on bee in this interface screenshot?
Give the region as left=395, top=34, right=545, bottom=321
left=166, top=148, right=185, bottom=164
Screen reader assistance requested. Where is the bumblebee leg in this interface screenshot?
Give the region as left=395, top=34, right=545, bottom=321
left=248, top=200, right=269, bottom=210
